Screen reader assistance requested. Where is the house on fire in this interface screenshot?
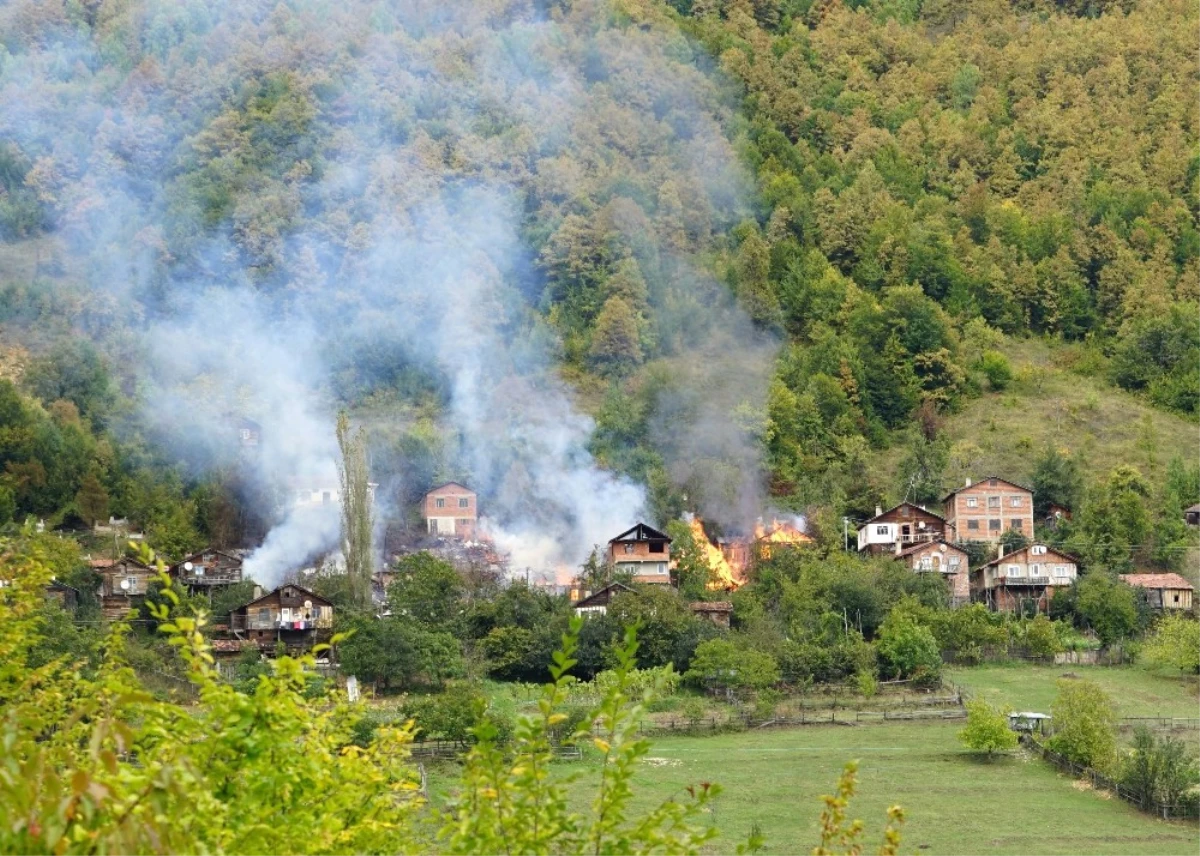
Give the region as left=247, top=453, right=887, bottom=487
left=943, top=477, right=1034, bottom=544
left=1119, top=573, right=1194, bottom=611
left=231, top=584, right=334, bottom=653
left=168, top=548, right=243, bottom=592
left=422, top=482, right=478, bottom=540
left=92, top=556, right=159, bottom=620
left=857, top=502, right=952, bottom=554
left=898, top=541, right=970, bottom=606
left=973, top=544, right=1078, bottom=613
left=608, top=523, right=672, bottom=585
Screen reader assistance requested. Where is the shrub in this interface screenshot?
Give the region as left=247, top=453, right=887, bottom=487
left=876, top=615, right=941, bottom=681
left=978, top=351, right=1013, bottom=390
left=1140, top=615, right=1200, bottom=674
left=1048, top=678, right=1117, bottom=773
left=958, top=700, right=1018, bottom=757
left=1122, top=726, right=1200, bottom=812
left=685, top=638, right=780, bottom=691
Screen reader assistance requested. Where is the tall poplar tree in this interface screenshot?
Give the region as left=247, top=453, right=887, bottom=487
left=337, top=411, right=373, bottom=610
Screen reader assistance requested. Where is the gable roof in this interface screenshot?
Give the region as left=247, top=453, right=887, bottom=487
left=942, top=476, right=1034, bottom=503
left=896, top=540, right=968, bottom=559
left=610, top=522, right=671, bottom=543
left=1186, top=504, right=1200, bottom=514
left=92, top=556, right=155, bottom=572
left=1119, top=573, right=1195, bottom=591
left=169, top=548, right=244, bottom=571
left=47, top=579, right=80, bottom=594
left=862, top=502, right=947, bottom=526
left=426, top=481, right=474, bottom=495
left=238, top=583, right=333, bottom=611
left=978, top=544, right=1078, bottom=570
left=572, top=582, right=633, bottom=609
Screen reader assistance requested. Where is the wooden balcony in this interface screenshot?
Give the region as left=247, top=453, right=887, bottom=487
left=999, top=576, right=1050, bottom=586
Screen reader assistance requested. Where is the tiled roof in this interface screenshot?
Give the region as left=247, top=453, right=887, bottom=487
left=896, top=540, right=965, bottom=559
left=1119, top=573, right=1194, bottom=591
left=862, top=502, right=946, bottom=525
left=941, top=476, right=1034, bottom=502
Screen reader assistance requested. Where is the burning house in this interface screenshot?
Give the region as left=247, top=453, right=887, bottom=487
left=690, top=515, right=811, bottom=590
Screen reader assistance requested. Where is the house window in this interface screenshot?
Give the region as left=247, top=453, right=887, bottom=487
left=988, top=479, right=997, bottom=487
left=649, top=542, right=665, bottom=553
left=435, top=498, right=445, bottom=508
left=876, top=525, right=889, bottom=536
left=949, top=557, right=961, bottom=569
left=966, top=497, right=978, bottom=508
left=1007, top=564, right=1022, bottom=576
left=1053, top=565, right=1069, bottom=578
left=1173, top=594, right=1180, bottom=603
left=623, top=543, right=634, bottom=554
left=988, top=519, right=1001, bottom=531
left=458, top=518, right=470, bottom=527
left=125, top=576, right=139, bottom=593
left=1010, top=496, right=1022, bottom=507
left=1029, top=564, right=1041, bottom=576
left=987, top=496, right=1001, bottom=509
left=967, top=520, right=979, bottom=531
left=920, top=557, right=933, bottom=570
left=1011, top=518, right=1023, bottom=529
left=458, top=497, right=469, bottom=508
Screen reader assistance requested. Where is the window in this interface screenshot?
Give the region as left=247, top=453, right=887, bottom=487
left=1010, top=496, right=1022, bottom=507
left=920, top=557, right=933, bottom=570
left=1011, top=518, right=1023, bottom=529
left=1031, top=545, right=1046, bottom=555
left=1173, top=594, right=1180, bottom=603
left=987, top=496, right=1001, bottom=509
left=435, top=498, right=445, bottom=508
left=458, top=497, right=469, bottom=508
left=240, top=428, right=252, bottom=441
left=623, top=543, right=634, bottom=554
left=125, top=576, right=139, bottom=593
left=967, top=520, right=980, bottom=531
left=876, top=525, right=889, bottom=536
left=1007, top=564, right=1022, bottom=576
left=458, top=518, right=470, bottom=527
left=1053, top=565, right=1070, bottom=578
left=988, top=479, right=997, bottom=487
left=1029, top=564, right=1041, bottom=576
left=429, top=519, right=439, bottom=534
left=900, top=505, right=910, bottom=517
left=649, top=542, right=665, bottom=553
left=988, top=519, right=1001, bottom=531
left=966, top=497, right=978, bottom=508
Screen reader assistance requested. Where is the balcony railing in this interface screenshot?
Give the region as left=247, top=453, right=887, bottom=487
left=234, top=613, right=333, bottom=631
left=999, top=576, right=1051, bottom=586
left=177, top=571, right=242, bottom=586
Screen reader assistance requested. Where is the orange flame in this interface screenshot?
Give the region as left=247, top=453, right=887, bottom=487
left=687, top=517, right=742, bottom=590
left=753, top=518, right=812, bottom=559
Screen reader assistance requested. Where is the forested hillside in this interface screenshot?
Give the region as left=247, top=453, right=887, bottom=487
left=0, top=0, right=1195, bottom=565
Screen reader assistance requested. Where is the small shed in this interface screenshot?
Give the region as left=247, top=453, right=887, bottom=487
left=690, top=601, right=733, bottom=629
left=1008, top=712, right=1051, bottom=734
left=1185, top=504, right=1200, bottom=527
left=1119, top=573, right=1195, bottom=610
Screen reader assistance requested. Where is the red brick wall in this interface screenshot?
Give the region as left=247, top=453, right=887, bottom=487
left=944, top=480, right=1033, bottom=542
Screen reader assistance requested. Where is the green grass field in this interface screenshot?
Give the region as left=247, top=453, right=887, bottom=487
left=426, top=720, right=1198, bottom=855
left=946, top=664, right=1200, bottom=719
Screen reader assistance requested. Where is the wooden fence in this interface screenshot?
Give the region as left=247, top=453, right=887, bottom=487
left=639, top=705, right=967, bottom=735
left=408, top=739, right=582, bottom=761
left=1023, top=735, right=1199, bottom=820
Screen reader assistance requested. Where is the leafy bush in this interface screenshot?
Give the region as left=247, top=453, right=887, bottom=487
left=1048, top=678, right=1117, bottom=773
left=978, top=351, right=1014, bottom=391
left=958, top=701, right=1018, bottom=757
left=876, top=614, right=941, bottom=682
left=685, top=638, right=780, bottom=691
left=1121, top=726, right=1200, bottom=812
left=1139, top=615, right=1200, bottom=674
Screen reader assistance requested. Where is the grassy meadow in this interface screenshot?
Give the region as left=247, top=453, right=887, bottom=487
left=425, top=720, right=1199, bottom=855
left=945, top=664, right=1200, bottom=719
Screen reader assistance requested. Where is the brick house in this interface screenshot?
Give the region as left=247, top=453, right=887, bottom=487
left=973, top=544, right=1078, bottom=613
left=422, top=482, right=477, bottom=540
left=1119, top=573, right=1195, bottom=610
left=943, top=477, right=1034, bottom=544
left=92, top=556, right=159, bottom=620
left=608, top=523, right=672, bottom=585
left=857, top=502, right=952, bottom=554
left=231, top=584, right=334, bottom=653
left=897, top=541, right=971, bottom=605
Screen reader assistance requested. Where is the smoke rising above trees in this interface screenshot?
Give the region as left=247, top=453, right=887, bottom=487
left=0, top=0, right=779, bottom=579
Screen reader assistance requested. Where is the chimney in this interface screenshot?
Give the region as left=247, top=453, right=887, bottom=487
left=875, top=505, right=883, bottom=518
left=253, top=584, right=263, bottom=600
left=965, top=477, right=972, bottom=487
left=997, top=543, right=1006, bottom=559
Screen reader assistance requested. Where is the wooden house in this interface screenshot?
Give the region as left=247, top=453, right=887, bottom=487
left=1119, top=574, right=1195, bottom=611
left=857, top=502, right=952, bottom=554
left=92, top=557, right=159, bottom=620
left=45, top=580, right=79, bottom=612
left=168, top=548, right=244, bottom=591
left=422, top=482, right=478, bottom=540
left=1185, top=504, right=1200, bottom=527
left=897, top=541, right=970, bottom=605
left=973, top=544, right=1078, bottom=613
left=231, top=584, right=334, bottom=653
left=572, top=582, right=634, bottom=617
left=943, top=477, right=1034, bottom=544
left=1044, top=503, right=1072, bottom=527
left=608, top=523, right=672, bottom=585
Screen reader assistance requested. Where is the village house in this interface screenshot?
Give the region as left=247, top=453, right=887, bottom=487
left=857, top=502, right=952, bottom=554
left=288, top=476, right=377, bottom=511
left=92, top=556, right=159, bottom=620
left=168, top=548, right=244, bottom=592
left=1044, top=503, right=1072, bottom=528
left=608, top=523, right=672, bottom=585
left=1185, top=504, right=1200, bottom=527
left=231, top=584, right=334, bottom=653
left=572, top=582, right=634, bottom=617
left=690, top=601, right=733, bottom=629
left=43, top=580, right=79, bottom=611
left=897, top=541, right=971, bottom=605
left=235, top=417, right=261, bottom=451
left=422, top=482, right=478, bottom=540
left=1119, top=573, right=1195, bottom=611
left=973, top=544, right=1078, bottom=613
left=943, top=477, right=1034, bottom=544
